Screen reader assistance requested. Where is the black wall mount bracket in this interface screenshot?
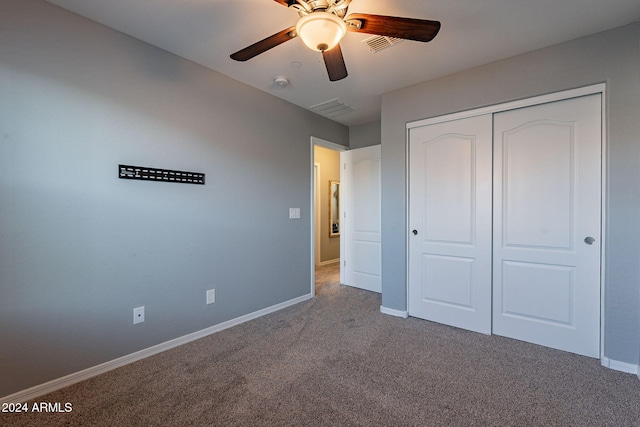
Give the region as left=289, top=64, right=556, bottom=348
left=119, top=164, right=205, bottom=185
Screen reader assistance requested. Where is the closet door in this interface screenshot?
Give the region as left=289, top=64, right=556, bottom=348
left=492, top=94, right=602, bottom=358
left=408, top=115, right=493, bottom=334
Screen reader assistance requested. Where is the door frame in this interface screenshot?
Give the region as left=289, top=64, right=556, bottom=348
left=310, top=136, right=347, bottom=296
left=405, top=83, right=607, bottom=360
left=314, top=162, right=321, bottom=268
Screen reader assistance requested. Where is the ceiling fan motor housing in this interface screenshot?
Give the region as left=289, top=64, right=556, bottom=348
left=289, top=0, right=351, bottom=18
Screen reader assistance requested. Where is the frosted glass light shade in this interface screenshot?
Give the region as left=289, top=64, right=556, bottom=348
left=296, top=12, right=347, bottom=52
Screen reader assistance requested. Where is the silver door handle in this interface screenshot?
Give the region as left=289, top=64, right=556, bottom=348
left=584, top=236, right=595, bottom=245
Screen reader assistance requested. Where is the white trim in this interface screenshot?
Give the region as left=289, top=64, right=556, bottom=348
left=405, top=84, right=608, bottom=360
left=601, top=357, right=640, bottom=376
left=1, top=293, right=312, bottom=404
left=317, top=258, right=340, bottom=267
left=380, top=305, right=409, bottom=318
left=599, top=86, right=608, bottom=362
left=407, top=83, right=607, bottom=130
left=405, top=124, right=412, bottom=318
left=339, top=151, right=346, bottom=285
left=311, top=136, right=349, bottom=152
left=314, top=162, right=321, bottom=268
left=310, top=142, right=316, bottom=295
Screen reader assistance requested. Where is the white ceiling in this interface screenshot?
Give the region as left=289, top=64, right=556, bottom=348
left=45, top=0, right=639, bottom=127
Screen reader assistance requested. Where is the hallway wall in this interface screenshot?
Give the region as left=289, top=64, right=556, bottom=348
left=314, top=146, right=341, bottom=264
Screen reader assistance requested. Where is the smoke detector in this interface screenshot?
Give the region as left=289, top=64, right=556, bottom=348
left=273, top=76, right=290, bottom=88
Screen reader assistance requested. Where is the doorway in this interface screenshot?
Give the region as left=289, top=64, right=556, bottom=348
left=314, top=145, right=342, bottom=268
left=310, top=138, right=383, bottom=296
left=311, top=137, right=346, bottom=295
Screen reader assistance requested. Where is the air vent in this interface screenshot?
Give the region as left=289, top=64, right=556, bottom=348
left=362, top=35, right=404, bottom=53
left=309, top=98, right=357, bottom=118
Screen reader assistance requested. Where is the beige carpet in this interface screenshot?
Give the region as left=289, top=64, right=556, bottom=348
left=3, top=264, right=640, bottom=426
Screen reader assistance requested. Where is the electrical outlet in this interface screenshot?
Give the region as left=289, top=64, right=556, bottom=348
left=133, top=306, right=145, bottom=324
left=206, top=289, right=216, bottom=305
left=289, top=208, right=300, bottom=219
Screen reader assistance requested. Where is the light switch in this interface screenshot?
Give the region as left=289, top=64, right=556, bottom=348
left=206, top=289, right=216, bottom=305
left=289, top=208, right=300, bottom=219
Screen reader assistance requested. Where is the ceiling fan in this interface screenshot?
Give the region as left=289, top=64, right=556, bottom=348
left=230, top=0, right=441, bottom=81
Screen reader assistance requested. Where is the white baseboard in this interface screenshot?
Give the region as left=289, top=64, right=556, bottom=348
left=601, top=357, right=640, bottom=377
left=380, top=305, right=408, bottom=318
left=1, top=293, right=313, bottom=404
left=317, top=258, right=340, bottom=267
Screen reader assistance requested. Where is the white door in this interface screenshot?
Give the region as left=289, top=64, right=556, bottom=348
left=408, top=115, right=493, bottom=334
left=342, top=145, right=382, bottom=293
left=493, top=94, right=602, bottom=357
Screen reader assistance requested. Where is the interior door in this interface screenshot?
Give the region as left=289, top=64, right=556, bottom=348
left=343, top=145, right=382, bottom=293
left=408, top=114, right=493, bottom=334
left=492, top=94, right=602, bottom=358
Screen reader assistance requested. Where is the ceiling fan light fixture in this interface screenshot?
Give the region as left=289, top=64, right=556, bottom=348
left=295, top=12, right=347, bottom=52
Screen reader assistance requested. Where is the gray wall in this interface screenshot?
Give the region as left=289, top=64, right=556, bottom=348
left=381, top=23, right=640, bottom=365
left=349, top=121, right=381, bottom=149
left=0, top=0, right=348, bottom=397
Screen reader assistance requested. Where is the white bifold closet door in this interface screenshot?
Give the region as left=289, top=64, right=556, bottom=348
left=409, top=94, right=601, bottom=357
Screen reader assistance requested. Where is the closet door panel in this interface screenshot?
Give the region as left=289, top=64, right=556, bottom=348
left=408, top=114, right=493, bottom=334
left=493, top=94, right=602, bottom=358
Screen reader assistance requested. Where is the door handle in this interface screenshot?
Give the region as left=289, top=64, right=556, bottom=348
left=412, top=230, right=418, bottom=236
left=584, top=236, right=595, bottom=245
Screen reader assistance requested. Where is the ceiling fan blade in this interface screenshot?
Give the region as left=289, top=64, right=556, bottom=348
left=230, top=26, right=297, bottom=61
left=345, top=13, right=441, bottom=43
left=272, top=0, right=290, bottom=6
left=322, top=44, right=348, bottom=82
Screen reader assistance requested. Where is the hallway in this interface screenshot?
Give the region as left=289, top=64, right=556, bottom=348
left=314, top=263, right=340, bottom=297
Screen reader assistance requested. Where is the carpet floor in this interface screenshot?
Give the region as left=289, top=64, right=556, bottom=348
left=3, top=264, right=640, bottom=426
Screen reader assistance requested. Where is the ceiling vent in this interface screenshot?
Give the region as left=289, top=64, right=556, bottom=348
left=309, top=98, right=357, bottom=118
left=362, top=35, right=404, bottom=53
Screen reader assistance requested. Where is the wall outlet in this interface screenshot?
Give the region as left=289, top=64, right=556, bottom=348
left=133, top=306, right=145, bottom=324
left=289, top=208, right=300, bottom=219
left=206, top=289, right=216, bottom=305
